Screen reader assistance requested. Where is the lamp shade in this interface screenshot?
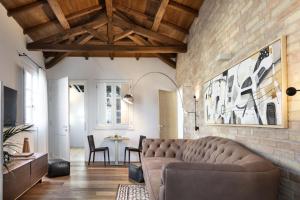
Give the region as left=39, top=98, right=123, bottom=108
left=123, top=94, right=134, bottom=104
left=286, top=87, right=298, bottom=96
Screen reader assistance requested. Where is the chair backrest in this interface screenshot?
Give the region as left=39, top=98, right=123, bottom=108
left=87, top=135, right=95, bottom=151
left=138, top=135, right=146, bottom=150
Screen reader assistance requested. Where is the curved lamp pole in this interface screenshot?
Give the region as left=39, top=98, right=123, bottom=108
left=122, top=72, right=182, bottom=105
left=122, top=71, right=199, bottom=131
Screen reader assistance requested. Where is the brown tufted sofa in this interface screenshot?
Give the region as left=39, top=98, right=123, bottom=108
left=141, top=136, right=279, bottom=200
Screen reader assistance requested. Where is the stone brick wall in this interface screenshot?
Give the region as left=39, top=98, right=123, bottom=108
left=176, top=0, right=300, bottom=199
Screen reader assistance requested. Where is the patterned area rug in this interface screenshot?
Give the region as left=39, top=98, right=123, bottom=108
left=116, top=184, right=150, bottom=200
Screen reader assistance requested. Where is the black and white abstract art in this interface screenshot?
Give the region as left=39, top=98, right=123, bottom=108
left=204, top=38, right=287, bottom=127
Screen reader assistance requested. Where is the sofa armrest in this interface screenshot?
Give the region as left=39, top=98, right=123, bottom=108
left=160, top=162, right=280, bottom=200
left=142, top=139, right=189, bottom=159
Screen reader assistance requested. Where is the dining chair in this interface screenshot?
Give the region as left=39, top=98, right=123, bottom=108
left=124, top=135, right=146, bottom=164
left=87, top=135, right=110, bottom=166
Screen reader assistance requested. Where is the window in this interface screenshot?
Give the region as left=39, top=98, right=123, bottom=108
left=24, top=70, right=36, bottom=124
left=97, top=80, right=132, bottom=129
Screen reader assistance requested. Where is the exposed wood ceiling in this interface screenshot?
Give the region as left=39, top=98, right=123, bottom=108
left=0, top=0, right=204, bottom=69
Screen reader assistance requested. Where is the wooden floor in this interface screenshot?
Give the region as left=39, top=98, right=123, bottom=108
left=20, top=162, right=136, bottom=200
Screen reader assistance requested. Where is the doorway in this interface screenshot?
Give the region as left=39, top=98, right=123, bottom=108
left=159, top=90, right=178, bottom=139
left=69, top=81, right=86, bottom=162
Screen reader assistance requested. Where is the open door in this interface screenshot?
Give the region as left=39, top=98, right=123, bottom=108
left=48, top=77, right=70, bottom=161
left=0, top=81, right=3, bottom=200
left=159, top=90, right=178, bottom=139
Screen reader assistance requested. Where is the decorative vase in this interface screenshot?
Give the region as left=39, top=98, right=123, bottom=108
left=22, top=138, right=30, bottom=153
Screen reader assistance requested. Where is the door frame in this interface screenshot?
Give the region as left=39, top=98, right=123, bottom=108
left=69, top=80, right=88, bottom=161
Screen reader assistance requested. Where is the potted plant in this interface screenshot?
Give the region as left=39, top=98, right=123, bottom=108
left=2, top=124, right=33, bottom=164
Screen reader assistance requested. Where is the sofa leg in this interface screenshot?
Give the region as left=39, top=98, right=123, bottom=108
left=93, top=152, right=95, bottom=163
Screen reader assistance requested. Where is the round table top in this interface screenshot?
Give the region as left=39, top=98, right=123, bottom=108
left=105, top=136, right=129, bottom=141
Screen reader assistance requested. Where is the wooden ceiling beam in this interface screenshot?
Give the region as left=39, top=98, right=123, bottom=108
left=152, top=0, right=169, bottom=31
left=67, top=5, right=102, bottom=21
left=150, top=0, right=176, bottom=68
left=47, top=0, right=70, bottom=29
left=105, top=0, right=113, bottom=44
left=105, top=0, right=113, bottom=18
left=113, top=15, right=184, bottom=45
left=157, top=54, right=176, bottom=68
left=24, top=5, right=102, bottom=34
left=29, top=12, right=108, bottom=45
left=128, top=34, right=176, bottom=68
left=107, top=22, right=113, bottom=44
left=113, top=30, right=134, bottom=42
left=87, top=39, right=135, bottom=46
left=45, top=33, right=93, bottom=69
left=114, top=4, right=188, bottom=35
left=45, top=52, right=68, bottom=69
left=168, top=1, right=199, bottom=17
left=127, top=34, right=148, bottom=46
left=7, top=0, right=47, bottom=17
left=84, top=27, right=108, bottom=42
left=116, top=7, right=176, bottom=69
left=27, top=43, right=187, bottom=53
left=43, top=52, right=162, bottom=58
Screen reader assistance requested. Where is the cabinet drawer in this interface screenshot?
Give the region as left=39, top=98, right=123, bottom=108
left=31, top=154, right=48, bottom=184
left=3, top=162, right=31, bottom=200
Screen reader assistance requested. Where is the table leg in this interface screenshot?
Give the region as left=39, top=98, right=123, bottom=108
left=114, top=140, right=119, bottom=165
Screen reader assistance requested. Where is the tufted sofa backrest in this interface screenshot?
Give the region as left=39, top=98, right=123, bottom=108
left=142, top=137, right=275, bottom=171
left=142, top=139, right=189, bottom=160
left=182, top=136, right=269, bottom=167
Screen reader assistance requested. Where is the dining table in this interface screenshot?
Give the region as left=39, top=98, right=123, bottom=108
left=105, top=135, right=129, bottom=165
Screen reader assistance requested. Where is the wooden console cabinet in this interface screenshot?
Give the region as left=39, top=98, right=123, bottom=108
left=3, top=153, right=48, bottom=200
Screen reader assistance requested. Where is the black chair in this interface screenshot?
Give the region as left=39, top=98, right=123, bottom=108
left=87, top=135, right=110, bottom=166
left=124, top=135, right=146, bottom=164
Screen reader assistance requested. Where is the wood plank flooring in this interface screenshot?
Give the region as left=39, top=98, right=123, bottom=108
left=19, top=162, right=136, bottom=200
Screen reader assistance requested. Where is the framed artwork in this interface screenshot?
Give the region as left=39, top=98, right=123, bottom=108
left=203, top=36, right=287, bottom=128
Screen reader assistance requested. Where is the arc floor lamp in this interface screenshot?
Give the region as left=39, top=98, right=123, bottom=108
left=122, top=72, right=199, bottom=131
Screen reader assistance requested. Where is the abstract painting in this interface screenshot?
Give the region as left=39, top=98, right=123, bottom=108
left=203, top=37, right=287, bottom=128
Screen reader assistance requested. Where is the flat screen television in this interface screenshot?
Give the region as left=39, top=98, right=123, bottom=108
left=4, top=86, right=17, bottom=127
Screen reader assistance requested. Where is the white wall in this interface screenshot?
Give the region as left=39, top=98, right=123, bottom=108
left=69, top=85, right=85, bottom=148
left=0, top=4, right=45, bottom=153
left=0, top=4, right=43, bottom=92
left=46, top=57, right=176, bottom=162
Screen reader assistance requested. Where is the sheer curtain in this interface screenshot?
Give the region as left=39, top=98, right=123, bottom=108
left=35, top=68, right=48, bottom=153
left=22, top=57, right=48, bottom=153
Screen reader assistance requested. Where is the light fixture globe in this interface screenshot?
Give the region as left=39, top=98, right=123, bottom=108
left=123, top=94, right=134, bottom=104
left=286, top=87, right=298, bottom=96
